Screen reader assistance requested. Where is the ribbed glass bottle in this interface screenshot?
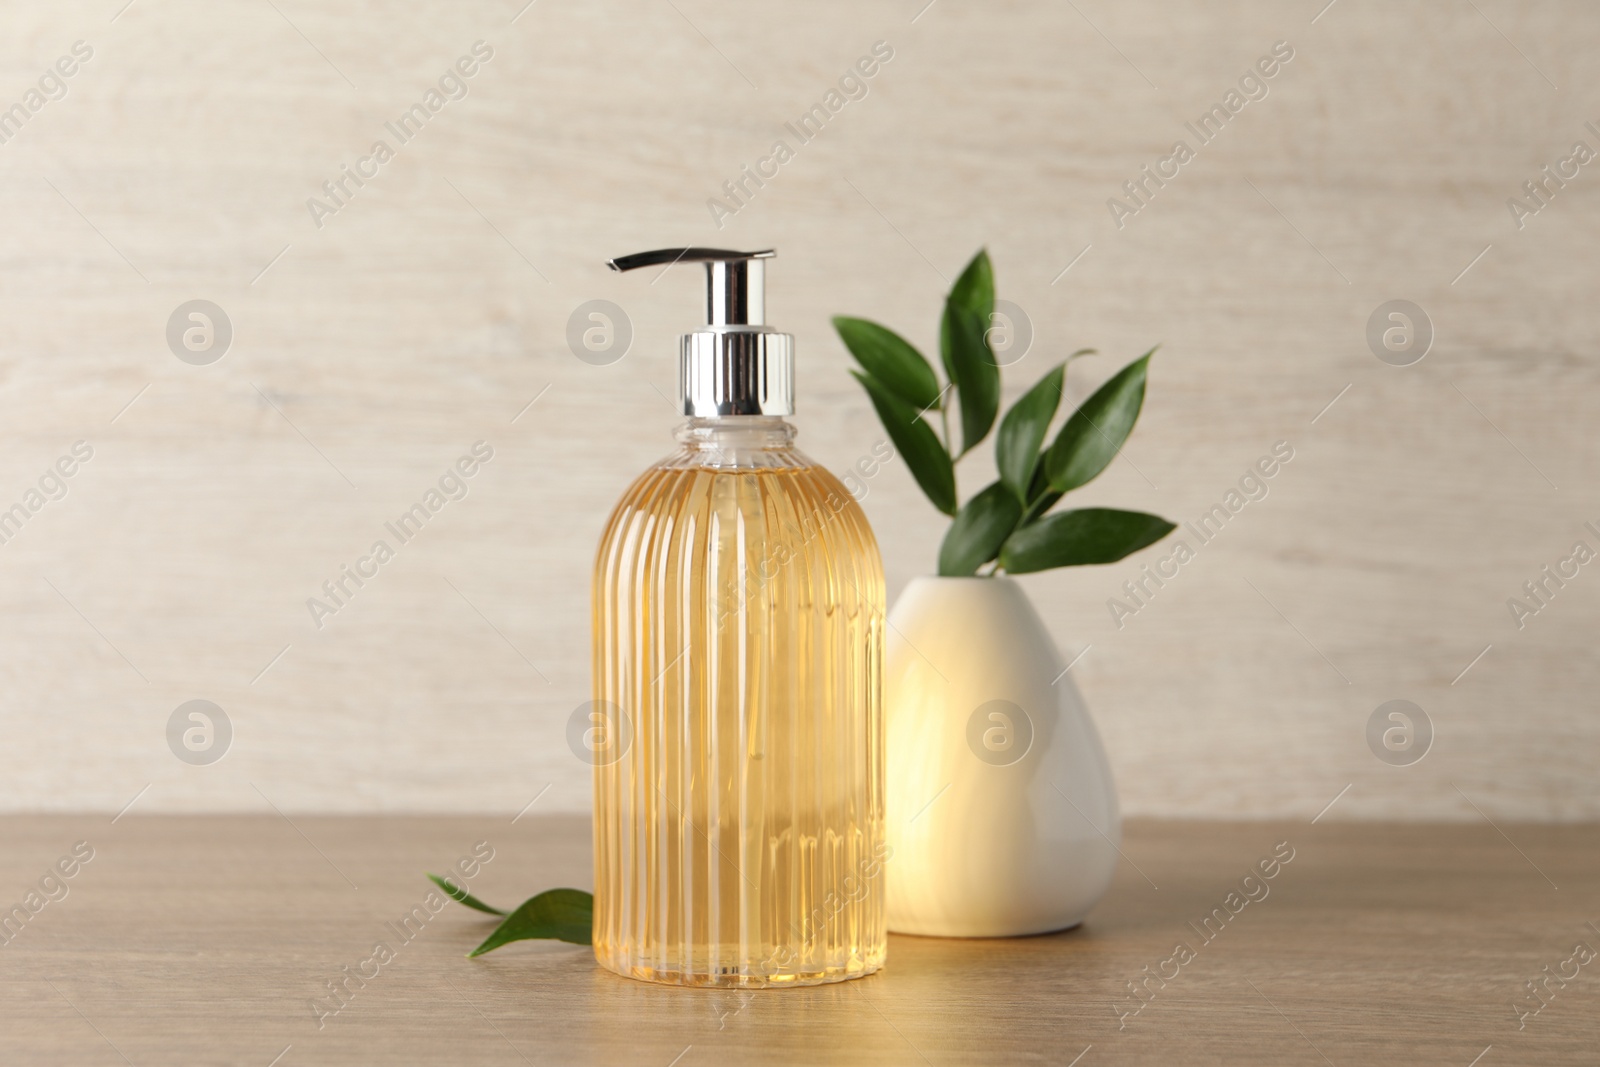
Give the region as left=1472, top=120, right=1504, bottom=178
left=591, top=416, right=886, bottom=987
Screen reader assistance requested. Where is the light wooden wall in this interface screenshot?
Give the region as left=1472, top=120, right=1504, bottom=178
left=1, top=0, right=1595, bottom=820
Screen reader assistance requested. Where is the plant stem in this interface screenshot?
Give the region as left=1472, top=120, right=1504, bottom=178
left=939, top=399, right=959, bottom=505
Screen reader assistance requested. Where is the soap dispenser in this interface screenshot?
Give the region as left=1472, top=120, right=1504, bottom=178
left=591, top=248, right=886, bottom=987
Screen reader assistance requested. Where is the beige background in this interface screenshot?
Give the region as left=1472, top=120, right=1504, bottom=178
left=0, top=0, right=1594, bottom=820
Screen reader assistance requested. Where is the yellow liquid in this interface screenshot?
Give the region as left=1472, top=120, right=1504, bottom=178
left=591, top=423, right=886, bottom=987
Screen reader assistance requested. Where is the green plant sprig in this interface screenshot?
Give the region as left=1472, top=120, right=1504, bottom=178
left=428, top=873, right=592, bottom=956
left=834, top=249, right=1175, bottom=576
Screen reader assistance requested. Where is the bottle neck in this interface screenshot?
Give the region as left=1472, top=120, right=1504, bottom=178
left=673, top=416, right=800, bottom=469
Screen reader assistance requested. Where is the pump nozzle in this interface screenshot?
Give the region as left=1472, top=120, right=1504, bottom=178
left=607, top=248, right=776, bottom=327
left=607, top=247, right=793, bottom=417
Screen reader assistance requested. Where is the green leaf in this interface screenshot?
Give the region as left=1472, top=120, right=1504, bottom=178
left=939, top=251, right=999, bottom=456
left=428, top=873, right=505, bottom=916
left=947, top=249, right=995, bottom=327
left=467, top=888, right=594, bottom=956
left=851, top=370, right=958, bottom=516
left=1020, top=488, right=1062, bottom=527
left=995, top=364, right=1064, bottom=501
left=832, top=317, right=944, bottom=412
left=1044, top=349, right=1156, bottom=493
left=999, top=508, right=1176, bottom=574
left=942, top=303, right=1000, bottom=456
left=938, top=481, right=1023, bottom=576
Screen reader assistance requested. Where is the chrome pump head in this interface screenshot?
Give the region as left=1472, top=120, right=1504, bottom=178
left=607, top=247, right=794, bottom=416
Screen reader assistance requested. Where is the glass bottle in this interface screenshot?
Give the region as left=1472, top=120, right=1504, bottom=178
left=591, top=249, right=886, bottom=987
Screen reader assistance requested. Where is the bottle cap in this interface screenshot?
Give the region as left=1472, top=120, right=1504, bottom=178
left=607, top=247, right=794, bottom=416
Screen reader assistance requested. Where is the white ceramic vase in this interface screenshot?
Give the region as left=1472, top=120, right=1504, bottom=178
left=884, top=576, right=1120, bottom=937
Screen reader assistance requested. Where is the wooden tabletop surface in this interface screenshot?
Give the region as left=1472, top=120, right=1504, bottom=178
left=1, top=815, right=1595, bottom=1065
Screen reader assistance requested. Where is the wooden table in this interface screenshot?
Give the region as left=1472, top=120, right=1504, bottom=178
left=2, top=815, right=1595, bottom=1065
